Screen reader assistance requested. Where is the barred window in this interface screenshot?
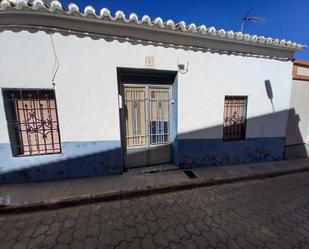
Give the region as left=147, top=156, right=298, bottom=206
left=3, top=89, right=61, bottom=156
left=223, top=96, right=247, bottom=141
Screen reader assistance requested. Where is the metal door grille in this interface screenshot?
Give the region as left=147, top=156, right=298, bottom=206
left=4, top=89, right=61, bottom=156
left=124, top=88, right=146, bottom=147
left=223, top=96, right=247, bottom=141
left=124, top=86, right=170, bottom=148
left=149, top=88, right=170, bottom=144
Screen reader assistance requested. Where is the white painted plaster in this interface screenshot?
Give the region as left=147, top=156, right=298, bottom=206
left=0, top=30, right=292, bottom=145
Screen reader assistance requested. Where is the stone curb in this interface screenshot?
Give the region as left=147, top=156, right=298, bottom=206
left=1, top=165, right=309, bottom=214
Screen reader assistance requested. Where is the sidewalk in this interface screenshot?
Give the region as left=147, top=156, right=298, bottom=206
left=0, top=158, right=309, bottom=213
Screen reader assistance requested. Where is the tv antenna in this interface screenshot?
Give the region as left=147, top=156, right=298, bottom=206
left=241, top=8, right=267, bottom=33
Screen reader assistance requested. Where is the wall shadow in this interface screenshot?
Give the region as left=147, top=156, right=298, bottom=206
left=174, top=109, right=306, bottom=168
left=0, top=144, right=122, bottom=184
left=118, top=109, right=307, bottom=169
left=0, top=108, right=306, bottom=184
left=286, top=108, right=309, bottom=159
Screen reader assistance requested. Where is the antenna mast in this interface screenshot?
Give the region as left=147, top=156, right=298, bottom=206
left=241, top=8, right=267, bottom=33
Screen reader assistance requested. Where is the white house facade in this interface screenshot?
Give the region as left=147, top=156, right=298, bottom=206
left=0, top=0, right=306, bottom=183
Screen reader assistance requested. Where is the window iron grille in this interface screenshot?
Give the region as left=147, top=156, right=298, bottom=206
left=223, top=96, right=247, bottom=141
left=3, top=89, right=61, bottom=156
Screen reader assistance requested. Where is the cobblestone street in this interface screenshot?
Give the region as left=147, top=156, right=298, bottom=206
left=1, top=171, right=309, bottom=249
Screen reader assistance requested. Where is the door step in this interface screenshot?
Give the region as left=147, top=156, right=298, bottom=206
left=124, top=164, right=179, bottom=175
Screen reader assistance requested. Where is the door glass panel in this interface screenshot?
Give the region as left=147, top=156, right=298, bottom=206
left=149, top=88, right=170, bottom=144
left=124, top=88, right=146, bottom=148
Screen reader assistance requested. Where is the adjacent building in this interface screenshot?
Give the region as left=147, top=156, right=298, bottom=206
left=286, top=60, right=309, bottom=158
left=0, top=0, right=306, bottom=183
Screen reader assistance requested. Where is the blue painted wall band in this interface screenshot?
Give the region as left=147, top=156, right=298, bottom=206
left=0, top=141, right=122, bottom=184
left=0, top=137, right=285, bottom=183
left=174, top=137, right=285, bottom=167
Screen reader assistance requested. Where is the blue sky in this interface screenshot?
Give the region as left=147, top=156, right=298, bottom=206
left=61, top=0, right=309, bottom=60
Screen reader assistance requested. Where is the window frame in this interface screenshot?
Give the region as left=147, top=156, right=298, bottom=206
left=2, top=88, right=62, bottom=157
left=222, top=95, right=248, bottom=142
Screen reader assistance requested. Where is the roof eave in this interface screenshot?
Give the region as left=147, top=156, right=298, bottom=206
left=0, top=0, right=306, bottom=55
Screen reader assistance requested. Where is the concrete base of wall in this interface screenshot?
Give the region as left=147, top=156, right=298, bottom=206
left=175, top=137, right=285, bottom=167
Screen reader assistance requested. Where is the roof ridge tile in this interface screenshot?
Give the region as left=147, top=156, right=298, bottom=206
left=0, top=0, right=306, bottom=51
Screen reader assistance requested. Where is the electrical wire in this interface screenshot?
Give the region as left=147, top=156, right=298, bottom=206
left=50, top=33, right=59, bottom=88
